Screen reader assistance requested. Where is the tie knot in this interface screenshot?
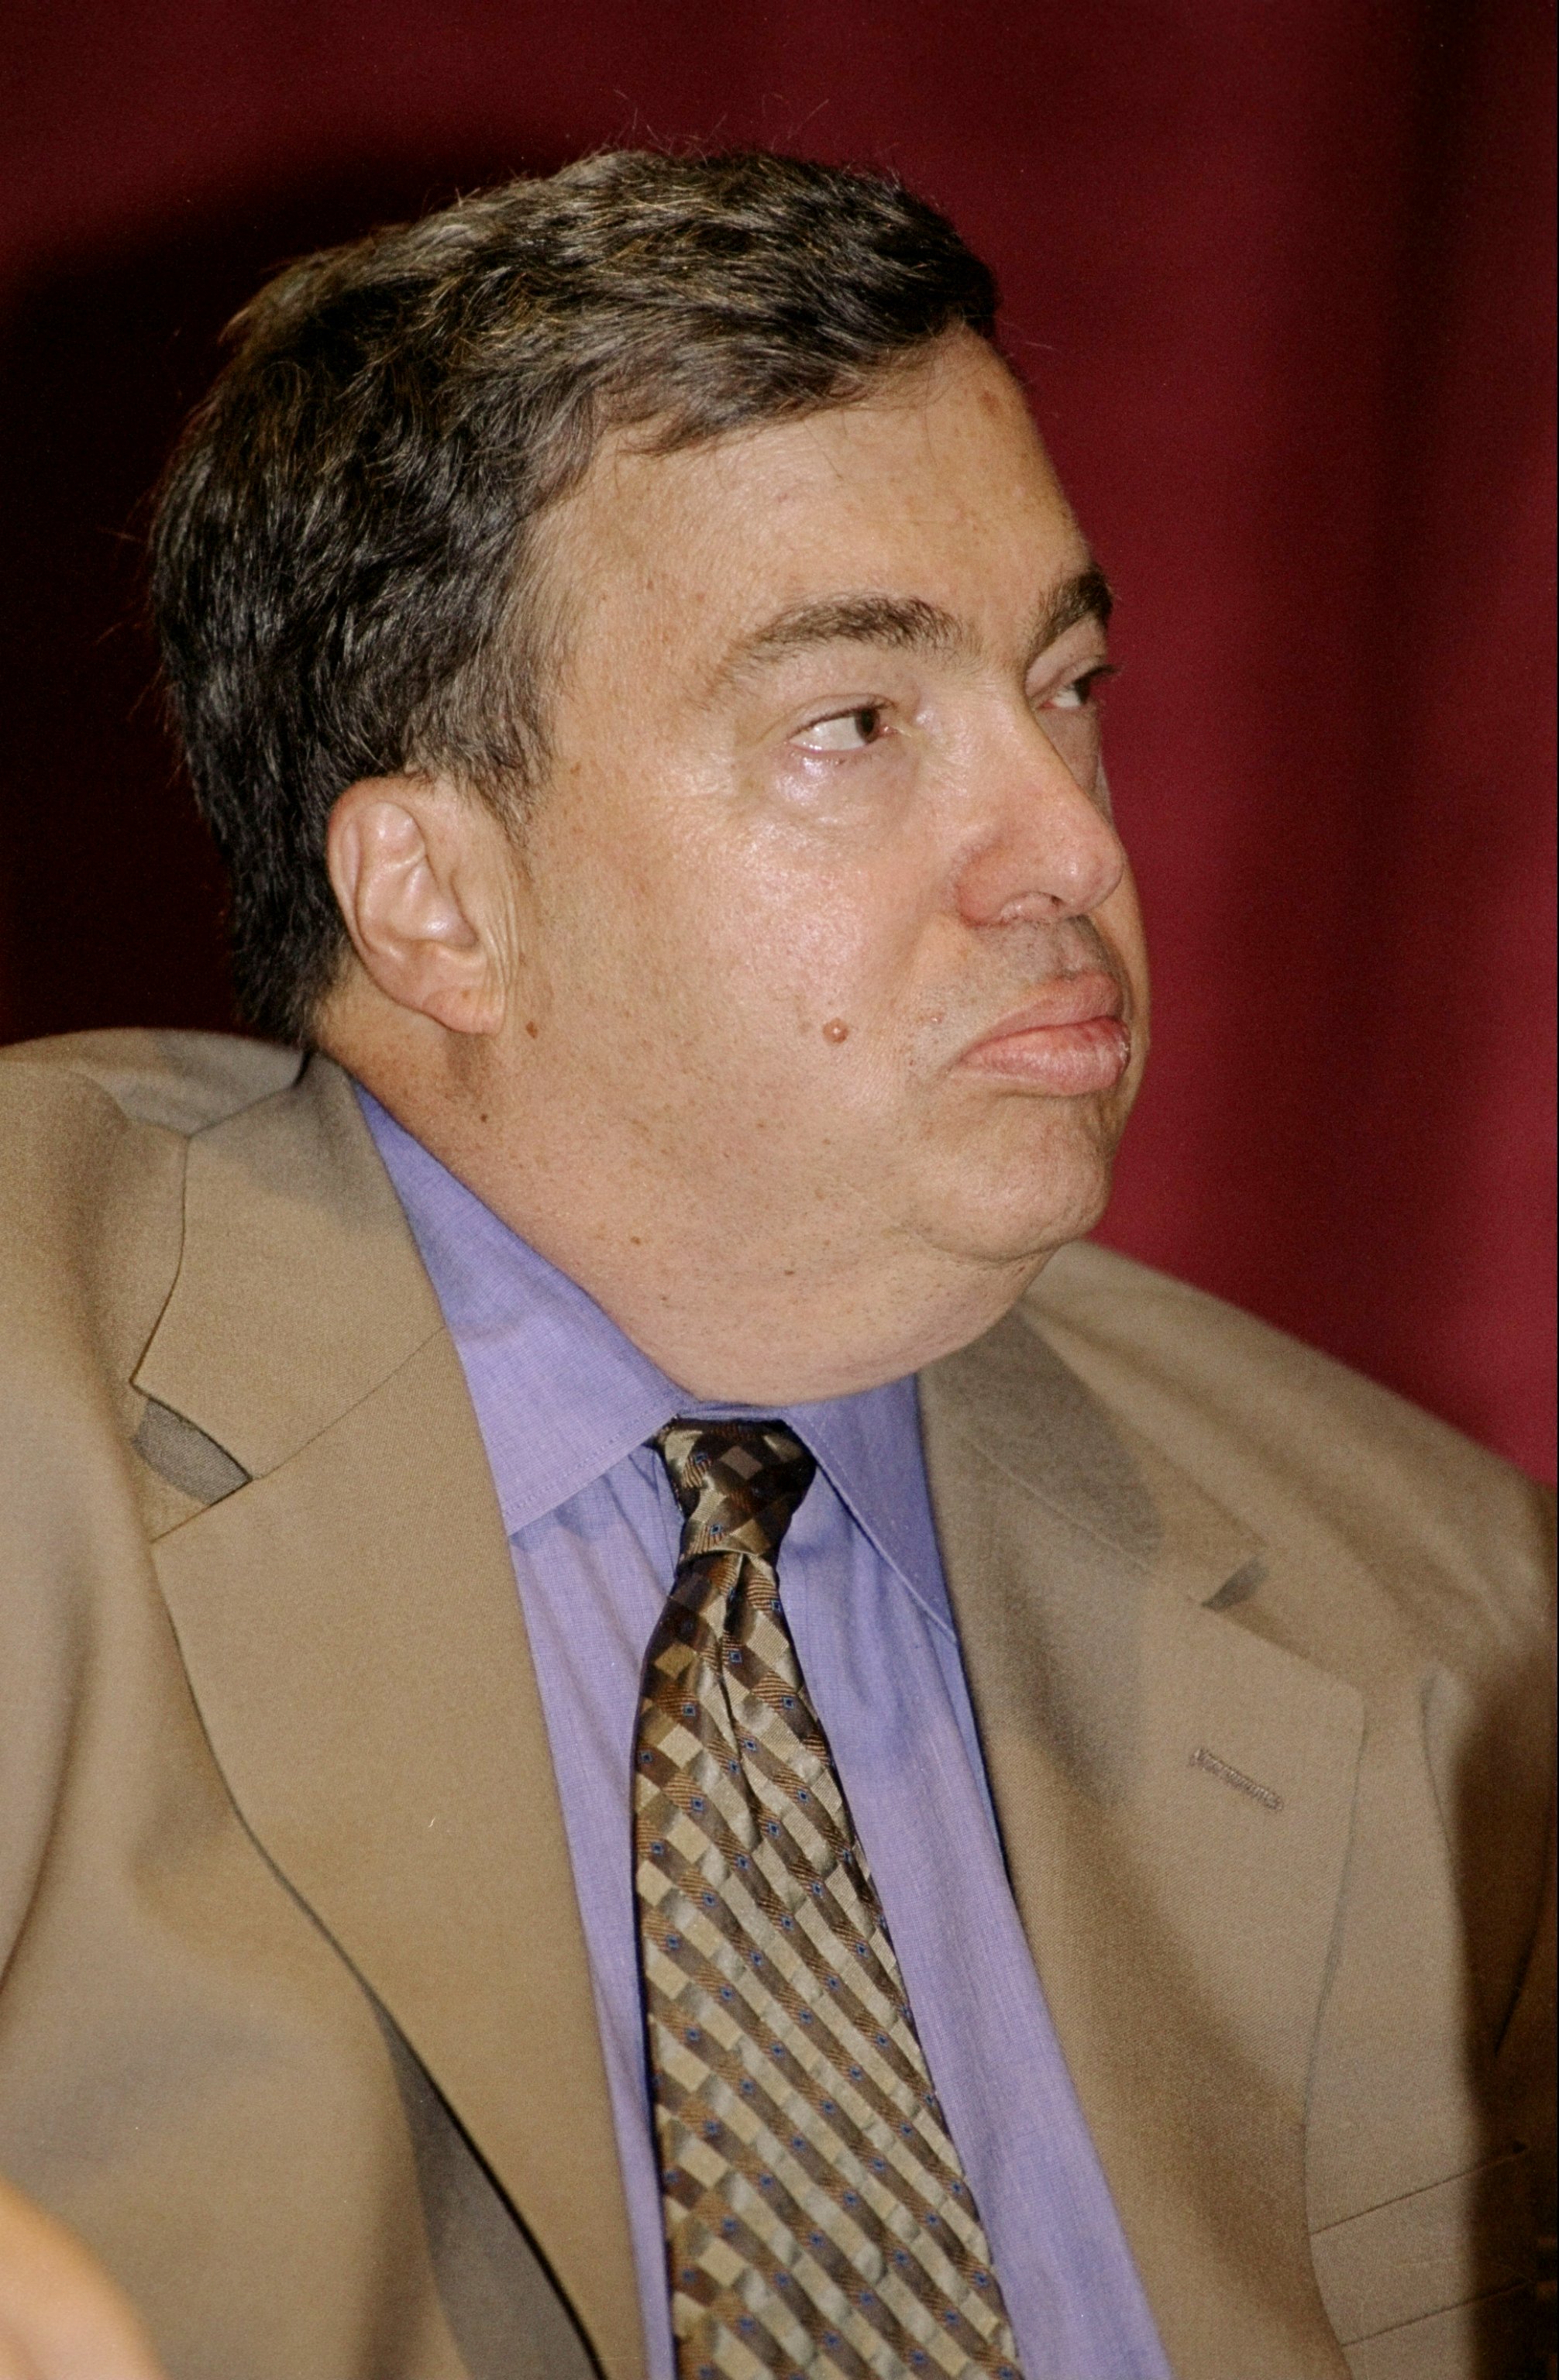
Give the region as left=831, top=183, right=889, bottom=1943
left=652, top=1419, right=816, bottom=1565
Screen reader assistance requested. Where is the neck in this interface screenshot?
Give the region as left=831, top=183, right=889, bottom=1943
left=329, top=1014, right=1041, bottom=1405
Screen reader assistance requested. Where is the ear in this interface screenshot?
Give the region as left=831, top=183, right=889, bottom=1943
left=325, top=775, right=511, bottom=1036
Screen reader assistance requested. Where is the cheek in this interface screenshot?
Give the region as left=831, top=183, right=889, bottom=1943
left=529, top=761, right=936, bottom=1111
left=671, top=831, right=929, bottom=1043
left=526, top=789, right=679, bottom=992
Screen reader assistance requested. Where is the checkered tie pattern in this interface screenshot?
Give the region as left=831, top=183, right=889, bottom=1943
left=635, top=1418, right=1024, bottom=2379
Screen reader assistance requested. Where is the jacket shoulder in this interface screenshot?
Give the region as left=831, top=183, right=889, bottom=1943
left=1024, top=1238, right=1554, bottom=1651
left=1, top=1027, right=303, bottom=1136
left=0, top=1031, right=306, bottom=1416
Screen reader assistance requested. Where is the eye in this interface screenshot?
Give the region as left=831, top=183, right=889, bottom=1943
left=792, top=705, right=885, bottom=754
left=1045, top=664, right=1114, bottom=713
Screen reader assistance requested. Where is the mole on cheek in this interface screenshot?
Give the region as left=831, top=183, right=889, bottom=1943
left=821, top=1018, right=850, bottom=1045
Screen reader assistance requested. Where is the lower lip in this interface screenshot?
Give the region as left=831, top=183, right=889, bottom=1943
left=960, top=1016, right=1131, bottom=1094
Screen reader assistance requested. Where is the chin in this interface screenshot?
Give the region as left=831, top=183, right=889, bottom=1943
left=931, top=1109, right=1122, bottom=1267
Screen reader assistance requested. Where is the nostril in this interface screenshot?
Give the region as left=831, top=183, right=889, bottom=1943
left=990, top=891, right=1068, bottom=927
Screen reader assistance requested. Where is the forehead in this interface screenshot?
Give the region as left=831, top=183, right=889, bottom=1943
left=544, top=337, right=1088, bottom=669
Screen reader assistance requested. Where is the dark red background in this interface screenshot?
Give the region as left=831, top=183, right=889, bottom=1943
left=2, top=1, right=1554, bottom=1479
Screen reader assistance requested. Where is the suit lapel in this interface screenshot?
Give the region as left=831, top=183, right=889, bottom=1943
left=135, top=1058, right=643, bottom=2380
left=921, top=1303, right=1364, bottom=2380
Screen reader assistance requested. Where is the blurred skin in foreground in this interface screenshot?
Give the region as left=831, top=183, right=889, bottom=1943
left=0, top=2177, right=163, bottom=2380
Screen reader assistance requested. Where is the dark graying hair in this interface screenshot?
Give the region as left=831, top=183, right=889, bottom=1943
left=150, top=150, right=1000, bottom=1041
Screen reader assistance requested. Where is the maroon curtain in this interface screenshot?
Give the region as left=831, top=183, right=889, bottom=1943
left=3, top=0, right=1554, bottom=1480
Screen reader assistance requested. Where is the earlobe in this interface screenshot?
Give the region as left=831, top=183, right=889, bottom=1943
left=325, top=776, right=507, bottom=1036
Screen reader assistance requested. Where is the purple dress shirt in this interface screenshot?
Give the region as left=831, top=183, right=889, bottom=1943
left=362, top=1089, right=1168, bottom=2380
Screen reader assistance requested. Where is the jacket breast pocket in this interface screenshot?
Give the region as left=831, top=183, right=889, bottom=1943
left=1310, top=2150, right=1537, bottom=2380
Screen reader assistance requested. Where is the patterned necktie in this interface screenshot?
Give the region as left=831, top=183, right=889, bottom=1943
left=635, top=1418, right=1024, bottom=2380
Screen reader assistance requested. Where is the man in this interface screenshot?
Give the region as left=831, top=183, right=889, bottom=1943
left=0, top=150, right=1550, bottom=2380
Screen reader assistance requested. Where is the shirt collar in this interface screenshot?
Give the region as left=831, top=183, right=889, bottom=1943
left=358, top=1088, right=950, bottom=1621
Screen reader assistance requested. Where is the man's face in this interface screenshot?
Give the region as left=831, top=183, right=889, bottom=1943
left=478, top=335, right=1148, bottom=1384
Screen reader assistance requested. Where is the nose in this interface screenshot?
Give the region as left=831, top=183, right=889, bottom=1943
left=952, top=710, right=1127, bottom=930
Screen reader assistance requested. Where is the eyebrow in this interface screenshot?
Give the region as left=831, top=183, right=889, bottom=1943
left=717, top=562, right=1113, bottom=684
left=1037, top=562, right=1113, bottom=651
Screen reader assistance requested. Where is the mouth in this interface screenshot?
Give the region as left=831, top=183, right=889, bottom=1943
left=956, top=968, right=1131, bottom=1095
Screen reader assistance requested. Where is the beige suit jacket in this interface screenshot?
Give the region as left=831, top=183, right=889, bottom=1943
left=0, top=1029, right=1551, bottom=2380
